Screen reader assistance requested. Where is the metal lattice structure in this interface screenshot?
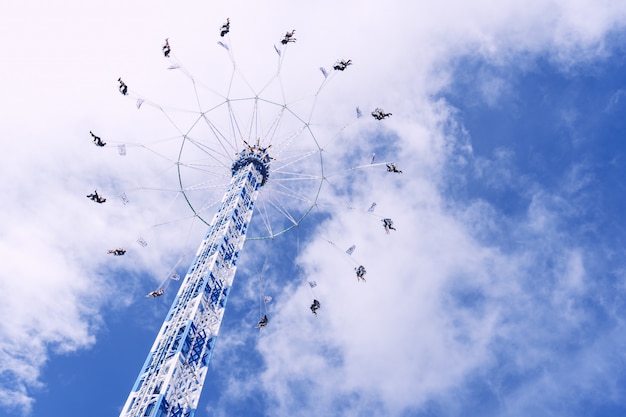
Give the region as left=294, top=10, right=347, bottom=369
left=120, top=144, right=271, bottom=417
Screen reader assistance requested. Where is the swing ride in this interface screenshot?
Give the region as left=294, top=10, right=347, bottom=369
left=88, top=20, right=401, bottom=417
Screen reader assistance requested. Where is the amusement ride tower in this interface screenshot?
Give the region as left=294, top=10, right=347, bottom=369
left=120, top=143, right=272, bottom=417
left=115, top=26, right=338, bottom=417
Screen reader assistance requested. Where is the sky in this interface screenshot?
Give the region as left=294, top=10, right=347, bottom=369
left=1, top=1, right=626, bottom=417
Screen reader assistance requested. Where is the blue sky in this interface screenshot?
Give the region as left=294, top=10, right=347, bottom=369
left=435, top=49, right=626, bottom=417
left=2, top=1, right=626, bottom=417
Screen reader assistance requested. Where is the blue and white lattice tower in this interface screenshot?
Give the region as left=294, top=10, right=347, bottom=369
left=112, top=25, right=357, bottom=415
left=120, top=144, right=272, bottom=417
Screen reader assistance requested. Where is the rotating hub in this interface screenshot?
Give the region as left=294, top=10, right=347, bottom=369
left=231, top=143, right=271, bottom=186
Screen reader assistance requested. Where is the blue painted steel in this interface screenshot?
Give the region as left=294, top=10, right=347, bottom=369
left=119, top=146, right=271, bottom=417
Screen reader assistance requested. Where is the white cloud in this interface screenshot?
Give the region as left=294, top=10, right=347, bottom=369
left=474, top=148, right=516, bottom=190
left=606, top=88, right=626, bottom=112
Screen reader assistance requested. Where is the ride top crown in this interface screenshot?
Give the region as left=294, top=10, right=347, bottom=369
left=231, top=143, right=271, bottom=186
